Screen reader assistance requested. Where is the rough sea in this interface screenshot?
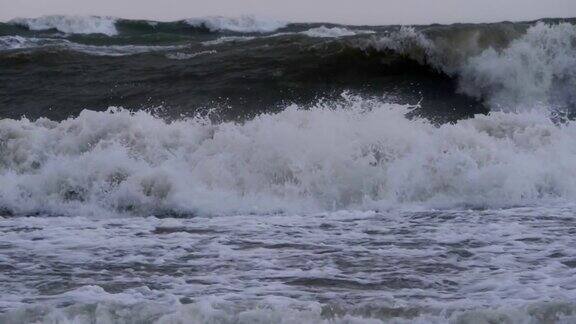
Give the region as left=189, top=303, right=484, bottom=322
left=1, top=14, right=576, bottom=323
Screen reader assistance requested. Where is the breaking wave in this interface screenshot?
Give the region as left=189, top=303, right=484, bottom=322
left=363, top=22, right=576, bottom=112
left=7, top=14, right=289, bottom=36
left=2, top=94, right=576, bottom=217
left=458, top=23, right=576, bottom=111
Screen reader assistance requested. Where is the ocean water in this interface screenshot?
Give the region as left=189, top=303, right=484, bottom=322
left=1, top=14, right=576, bottom=323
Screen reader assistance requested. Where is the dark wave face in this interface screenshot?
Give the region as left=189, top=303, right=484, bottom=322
left=2, top=15, right=574, bottom=123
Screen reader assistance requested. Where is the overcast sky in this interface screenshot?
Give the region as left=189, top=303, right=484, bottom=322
left=1, top=0, right=575, bottom=25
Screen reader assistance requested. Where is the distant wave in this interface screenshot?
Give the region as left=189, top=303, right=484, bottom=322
left=301, top=26, right=374, bottom=38
left=9, top=15, right=118, bottom=36
left=7, top=15, right=289, bottom=35
left=185, top=15, right=288, bottom=33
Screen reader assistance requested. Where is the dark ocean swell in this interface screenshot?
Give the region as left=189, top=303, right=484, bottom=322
left=1, top=16, right=574, bottom=122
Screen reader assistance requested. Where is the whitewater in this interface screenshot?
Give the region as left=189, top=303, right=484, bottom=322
left=1, top=14, right=576, bottom=324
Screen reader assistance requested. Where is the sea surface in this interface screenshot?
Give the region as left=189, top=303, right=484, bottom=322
left=1, top=14, right=576, bottom=323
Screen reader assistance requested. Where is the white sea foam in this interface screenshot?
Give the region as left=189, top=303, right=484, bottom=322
left=458, top=22, right=576, bottom=111
left=10, top=15, right=118, bottom=36
left=2, top=287, right=575, bottom=324
left=2, top=205, right=576, bottom=321
left=0, top=35, right=185, bottom=56
left=186, top=15, right=287, bottom=33
left=67, top=43, right=186, bottom=57
left=201, top=36, right=256, bottom=46
left=1, top=94, right=576, bottom=216
left=0, top=36, right=33, bottom=50
left=301, top=26, right=374, bottom=38
left=0, top=36, right=69, bottom=51
left=165, top=50, right=217, bottom=60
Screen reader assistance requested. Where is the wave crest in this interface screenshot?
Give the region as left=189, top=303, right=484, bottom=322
left=301, top=26, right=374, bottom=38
left=9, top=15, right=118, bottom=36
left=185, top=15, right=287, bottom=33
